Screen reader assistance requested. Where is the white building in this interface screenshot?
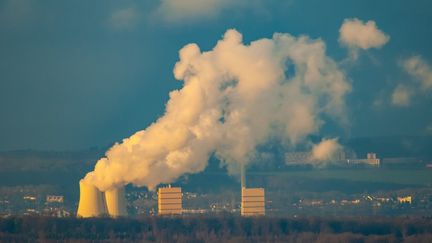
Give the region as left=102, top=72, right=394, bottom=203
left=347, top=152, right=380, bottom=166
left=46, top=195, right=64, bottom=203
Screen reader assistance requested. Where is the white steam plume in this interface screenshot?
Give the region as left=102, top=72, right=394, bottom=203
left=310, top=138, right=342, bottom=162
left=83, top=29, right=351, bottom=191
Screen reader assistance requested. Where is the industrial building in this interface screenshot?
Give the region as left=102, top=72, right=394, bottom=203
left=46, top=195, right=64, bottom=203
left=158, top=186, right=182, bottom=215
left=347, top=152, right=380, bottom=166
left=397, top=196, right=412, bottom=204
left=241, top=187, right=265, bottom=216
left=367, top=153, right=380, bottom=165
left=76, top=181, right=127, bottom=218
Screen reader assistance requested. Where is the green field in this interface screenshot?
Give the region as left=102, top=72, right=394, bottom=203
left=250, top=169, right=432, bottom=186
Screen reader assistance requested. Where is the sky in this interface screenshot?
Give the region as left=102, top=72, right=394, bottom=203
left=1, top=0, right=431, bottom=151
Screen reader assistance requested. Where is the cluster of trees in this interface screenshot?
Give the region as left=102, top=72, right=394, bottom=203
left=0, top=216, right=431, bottom=242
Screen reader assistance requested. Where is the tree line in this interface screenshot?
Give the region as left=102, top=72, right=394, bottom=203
left=0, top=215, right=431, bottom=242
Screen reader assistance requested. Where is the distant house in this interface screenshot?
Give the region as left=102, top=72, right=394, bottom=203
left=397, top=196, right=412, bottom=204
left=46, top=195, right=64, bottom=203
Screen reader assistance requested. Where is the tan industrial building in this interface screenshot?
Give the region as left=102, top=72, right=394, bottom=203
left=241, top=187, right=265, bottom=216
left=158, top=186, right=182, bottom=215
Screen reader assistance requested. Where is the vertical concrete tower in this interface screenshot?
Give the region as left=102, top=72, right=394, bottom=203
left=241, top=187, right=265, bottom=216
left=77, top=180, right=107, bottom=217
left=105, top=187, right=128, bottom=217
left=158, top=186, right=182, bottom=215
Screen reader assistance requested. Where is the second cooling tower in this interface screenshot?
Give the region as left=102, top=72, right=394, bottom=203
left=105, top=187, right=127, bottom=217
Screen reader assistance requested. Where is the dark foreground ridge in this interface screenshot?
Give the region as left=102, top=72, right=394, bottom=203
left=1, top=216, right=431, bottom=242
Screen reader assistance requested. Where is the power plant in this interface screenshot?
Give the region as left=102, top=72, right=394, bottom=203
left=158, top=186, right=182, bottom=215
left=77, top=180, right=127, bottom=218
left=77, top=166, right=265, bottom=218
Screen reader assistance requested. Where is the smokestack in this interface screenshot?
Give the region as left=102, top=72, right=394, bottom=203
left=105, top=187, right=127, bottom=217
left=77, top=180, right=107, bottom=218
left=241, top=164, right=246, bottom=188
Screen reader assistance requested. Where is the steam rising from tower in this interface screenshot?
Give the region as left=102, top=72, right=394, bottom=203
left=82, top=29, right=351, bottom=192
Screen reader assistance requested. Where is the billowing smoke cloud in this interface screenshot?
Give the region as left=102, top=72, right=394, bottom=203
left=310, top=138, right=342, bottom=162
left=339, top=18, right=389, bottom=60
left=83, top=29, right=351, bottom=191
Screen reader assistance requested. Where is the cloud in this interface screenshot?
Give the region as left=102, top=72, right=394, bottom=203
left=339, top=18, right=389, bottom=50
left=389, top=55, right=432, bottom=107
left=82, top=29, right=351, bottom=191
left=402, top=55, right=432, bottom=90
left=339, top=18, right=389, bottom=60
left=391, top=84, right=412, bottom=107
left=310, top=138, right=342, bottom=162
left=154, top=0, right=234, bottom=22
left=109, top=7, right=140, bottom=31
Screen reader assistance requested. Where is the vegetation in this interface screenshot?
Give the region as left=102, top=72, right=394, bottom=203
left=0, top=216, right=431, bottom=242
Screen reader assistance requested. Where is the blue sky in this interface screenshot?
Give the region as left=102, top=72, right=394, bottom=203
left=1, top=0, right=431, bottom=150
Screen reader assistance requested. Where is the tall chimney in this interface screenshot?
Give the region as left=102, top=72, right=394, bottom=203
left=105, top=187, right=127, bottom=217
left=77, top=180, right=107, bottom=217
left=241, top=164, right=246, bottom=188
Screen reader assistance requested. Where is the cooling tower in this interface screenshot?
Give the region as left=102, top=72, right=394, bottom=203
left=105, top=187, right=127, bottom=217
left=77, top=180, right=107, bottom=218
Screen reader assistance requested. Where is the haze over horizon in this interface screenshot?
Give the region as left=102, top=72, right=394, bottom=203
left=1, top=0, right=432, bottom=151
